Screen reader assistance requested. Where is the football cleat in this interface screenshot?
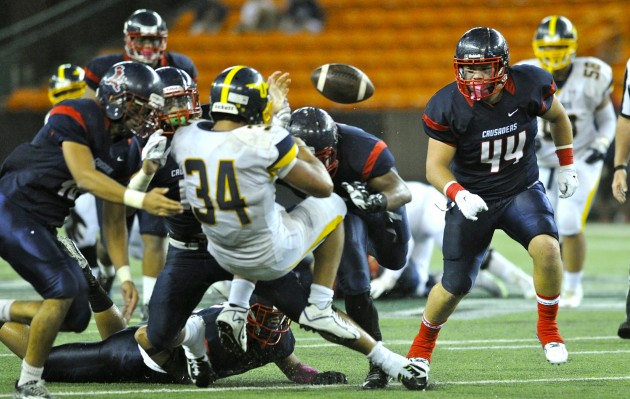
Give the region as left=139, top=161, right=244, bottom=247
left=216, top=304, right=248, bottom=353
left=559, top=286, right=583, bottom=308
left=186, top=354, right=216, bottom=388
left=362, top=361, right=391, bottom=389
left=398, top=357, right=430, bottom=391
left=544, top=342, right=568, bottom=365
left=298, top=302, right=360, bottom=340
left=618, top=320, right=630, bottom=339
left=14, top=379, right=52, bottom=399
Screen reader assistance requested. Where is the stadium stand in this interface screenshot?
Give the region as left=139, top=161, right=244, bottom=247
left=5, top=0, right=628, bottom=112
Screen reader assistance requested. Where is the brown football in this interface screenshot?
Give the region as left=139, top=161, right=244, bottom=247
left=310, top=63, right=374, bottom=104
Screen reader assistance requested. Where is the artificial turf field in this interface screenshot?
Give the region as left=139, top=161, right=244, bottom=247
left=0, top=223, right=629, bottom=398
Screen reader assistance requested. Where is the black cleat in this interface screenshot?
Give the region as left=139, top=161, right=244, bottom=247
left=618, top=320, right=630, bottom=339
left=362, top=362, right=391, bottom=389
left=186, top=354, right=216, bottom=388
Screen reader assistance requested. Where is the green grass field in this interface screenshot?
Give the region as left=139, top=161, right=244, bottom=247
left=1, top=223, right=629, bottom=398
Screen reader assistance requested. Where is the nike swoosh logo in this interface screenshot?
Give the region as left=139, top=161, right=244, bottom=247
left=116, top=156, right=124, bottom=162
left=508, top=109, right=518, bottom=117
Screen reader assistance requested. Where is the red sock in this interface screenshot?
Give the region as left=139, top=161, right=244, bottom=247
left=406, top=313, right=446, bottom=362
left=537, top=293, right=564, bottom=346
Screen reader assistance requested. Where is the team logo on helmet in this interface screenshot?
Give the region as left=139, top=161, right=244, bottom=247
left=102, top=65, right=127, bottom=93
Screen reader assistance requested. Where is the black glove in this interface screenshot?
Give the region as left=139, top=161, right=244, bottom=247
left=341, top=181, right=388, bottom=212
left=311, top=371, right=348, bottom=385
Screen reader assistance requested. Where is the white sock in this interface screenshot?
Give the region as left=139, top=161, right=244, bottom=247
left=0, top=299, right=15, bottom=322
left=18, top=360, right=43, bottom=386
left=97, top=259, right=115, bottom=277
left=228, top=279, right=255, bottom=309
left=486, top=250, right=531, bottom=285
left=564, top=271, right=583, bottom=291
left=308, top=284, right=334, bottom=309
left=182, top=316, right=207, bottom=359
left=366, top=341, right=407, bottom=378
left=142, top=276, right=157, bottom=306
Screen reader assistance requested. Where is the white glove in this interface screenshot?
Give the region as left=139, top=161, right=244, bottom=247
left=141, top=129, right=170, bottom=167
left=558, top=165, right=578, bottom=198
left=370, top=273, right=398, bottom=299
left=454, top=190, right=488, bottom=221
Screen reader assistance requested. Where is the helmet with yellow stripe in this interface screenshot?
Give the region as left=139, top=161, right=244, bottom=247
left=532, top=15, right=578, bottom=73
left=209, top=65, right=272, bottom=125
left=48, top=64, right=87, bottom=105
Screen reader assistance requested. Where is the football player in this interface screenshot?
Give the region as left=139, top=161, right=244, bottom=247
left=287, top=106, right=413, bottom=389
left=368, top=181, right=536, bottom=300
left=82, top=9, right=199, bottom=318
left=167, top=65, right=427, bottom=390
left=0, top=239, right=347, bottom=386
left=518, top=16, right=616, bottom=308
left=405, top=27, right=578, bottom=388
left=0, top=61, right=182, bottom=399
left=611, top=58, right=630, bottom=339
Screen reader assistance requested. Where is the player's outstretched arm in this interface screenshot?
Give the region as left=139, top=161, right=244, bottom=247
left=275, top=353, right=347, bottom=385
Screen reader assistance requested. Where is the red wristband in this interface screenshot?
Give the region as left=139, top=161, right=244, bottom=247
left=555, top=145, right=574, bottom=167
left=444, top=182, right=465, bottom=201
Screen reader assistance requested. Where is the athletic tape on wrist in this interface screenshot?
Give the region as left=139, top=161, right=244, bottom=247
left=123, top=189, right=146, bottom=209
left=116, top=265, right=133, bottom=284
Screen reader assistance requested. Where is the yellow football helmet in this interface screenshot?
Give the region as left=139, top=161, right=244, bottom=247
left=48, top=64, right=87, bottom=105
left=532, top=15, right=578, bottom=73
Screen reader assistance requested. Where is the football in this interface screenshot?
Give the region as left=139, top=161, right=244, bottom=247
left=310, top=63, right=374, bottom=104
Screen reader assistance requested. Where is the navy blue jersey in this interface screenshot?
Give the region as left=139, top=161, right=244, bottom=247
left=149, top=153, right=203, bottom=240
left=0, top=99, right=140, bottom=228
left=197, top=306, right=295, bottom=379
left=42, top=305, right=295, bottom=384
left=422, top=64, right=556, bottom=201
left=84, top=53, right=198, bottom=91
left=333, top=123, right=395, bottom=202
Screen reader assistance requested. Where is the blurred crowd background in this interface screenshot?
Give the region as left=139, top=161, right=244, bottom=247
left=1, top=0, right=628, bottom=221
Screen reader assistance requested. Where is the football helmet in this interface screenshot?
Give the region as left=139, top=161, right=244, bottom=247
left=123, top=9, right=168, bottom=65
left=209, top=65, right=272, bottom=125
left=454, top=27, right=509, bottom=101
left=532, top=15, right=578, bottom=73
left=287, top=106, right=339, bottom=175
left=48, top=64, right=87, bottom=105
left=246, top=303, right=291, bottom=347
left=96, top=61, right=165, bottom=138
left=155, top=67, right=201, bottom=132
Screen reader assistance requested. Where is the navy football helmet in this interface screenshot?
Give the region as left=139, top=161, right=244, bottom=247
left=287, top=106, right=339, bottom=175
left=155, top=67, right=201, bottom=132
left=246, top=303, right=290, bottom=347
left=209, top=65, right=272, bottom=125
left=96, top=61, right=165, bottom=138
left=123, top=9, right=168, bottom=65
left=454, top=27, right=509, bottom=101
left=48, top=64, right=87, bottom=105
left=533, top=15, right=578, bottom=73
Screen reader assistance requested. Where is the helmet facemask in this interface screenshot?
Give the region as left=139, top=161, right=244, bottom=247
left=246, top=303, right=291, bottom=348
left=454, top=57, right=507, bottom=101
left=124, top=34, right=167, bottom=64
left=160, top=86, right=202, bottom=133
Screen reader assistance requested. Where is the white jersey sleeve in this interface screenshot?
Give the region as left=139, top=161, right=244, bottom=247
left=534, top=57, right=613, bottom=166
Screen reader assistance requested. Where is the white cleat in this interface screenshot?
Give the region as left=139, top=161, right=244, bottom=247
left=399, top=357, right=430, bottom=390
left=544, top=342, right=568, bottom=365
left=559, top=286, right=583, bottom=308
left=299, top=302, right=360, bottom=340
left=216, top=304, right=248, bottom=353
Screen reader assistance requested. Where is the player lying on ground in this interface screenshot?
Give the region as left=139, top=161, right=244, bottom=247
left=0, top=238, right=347, bottom=386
